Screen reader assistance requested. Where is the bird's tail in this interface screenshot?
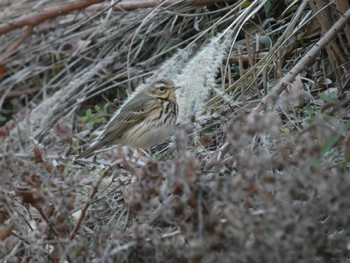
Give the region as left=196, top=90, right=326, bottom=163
left=76, top=141, right=105, bottom=159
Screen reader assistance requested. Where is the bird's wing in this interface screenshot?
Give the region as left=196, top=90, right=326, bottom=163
left=77, top=95, right=158, bottom=158
left=99, top=95, right=157, bottom=143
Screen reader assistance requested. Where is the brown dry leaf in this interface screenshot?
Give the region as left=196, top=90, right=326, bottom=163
left=0, top=126, right=10, bottom=137
left=0, top=206, right=9, bottom=224
left=54, top=120, right=72, bottom=144
left=279, top=74, right=311, bottom=111
left=34, top=146, right=44, bottom=163
left=49, top=245, right=60, bottom=263
left=0, top=64, right=7, bottom=77
left=320, top=102, right=336, bottom=113
left=15, top=189, right=44, bottom=207
left=55, top=214, right=70, bottom=238
left=44, top=204, right=56, bottom=218
left=243, top=199, right=253, bottom=209
left=199, top=135, right=214, bottom=147
left=264, top=175, right=275, bottom=184
left=43, top=161, right=54, bottom=173
left=57, top=163, right=65, bottom=174
left=282, top=74, right=304, bottom=95
left=302, top=17, right=321, bottom=40
left=246, top=184, right=258, bottom=196
left=21, top=171, right=42, bottom=188
left=260, top=190, right=272, bottom=203
left=0, top=227, right=12, bottom=241
left=187, top=193, right=197, bottom=208
left=343, top=132, right=350, bottom=161
left=173, top=180, right=185, bottom=195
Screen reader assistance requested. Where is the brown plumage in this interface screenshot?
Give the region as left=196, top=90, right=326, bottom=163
left=77, top=79, right=180, bottom=159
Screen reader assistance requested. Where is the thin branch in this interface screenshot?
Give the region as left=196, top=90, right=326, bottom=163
left=0, top=0, right=105, bottom=35
left=0, top=87, right=40, bottom=100
left=0, top=0, right=226, bottom=36
left=88, top=0, right=227, bottom=11
left=0, top=26, right=33, bottom=61
left=35, top=206, right=59, bottom=237
left=69, top=161, right=120, bottom=240
left=336, top=0, right=350, bottom=44
left=250, top=6, right=350, bottom=116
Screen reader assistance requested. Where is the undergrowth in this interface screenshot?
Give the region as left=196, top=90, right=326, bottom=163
left=0, top=0, right=350, bottom=262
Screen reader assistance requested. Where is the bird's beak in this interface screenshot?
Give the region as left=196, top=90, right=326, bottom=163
left=174, top=86, right=181, bottom=90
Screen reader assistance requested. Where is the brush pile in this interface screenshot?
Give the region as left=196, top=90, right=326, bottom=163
left=0, top=0, right=349, bottom=262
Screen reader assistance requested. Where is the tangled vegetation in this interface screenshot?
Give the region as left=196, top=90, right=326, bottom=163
left=0, top=0, right=350, bottom=262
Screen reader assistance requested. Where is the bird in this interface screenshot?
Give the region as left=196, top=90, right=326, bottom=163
left=77, top=79, right=180, bottom=159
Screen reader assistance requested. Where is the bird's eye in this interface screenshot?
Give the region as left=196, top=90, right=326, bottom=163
left=158, top=86, right=166, bottom=91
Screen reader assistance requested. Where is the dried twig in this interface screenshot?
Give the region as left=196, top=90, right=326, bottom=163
left=69, top=161, right=121, bottom=240
left=88, top=0, right=227, bottom=11
left=250, top=7, right=350, bottom=116
left=0, top=87, right=40, bottom=100
left=336, top=0, right=350, bottom=44
left=0, top=26, right=33, bottom=61
left=35, top=206, right=59, bottom=237
left=0, top=0, right=105, bottom=35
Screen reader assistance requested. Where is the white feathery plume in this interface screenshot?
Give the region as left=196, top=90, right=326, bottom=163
left=175, top=32, right=231, bottom=124
left=103, top=49, right=192, bottom=132
left=10, top=51, right=121, bottom=144
left=94, top=32, right=231, bottom=146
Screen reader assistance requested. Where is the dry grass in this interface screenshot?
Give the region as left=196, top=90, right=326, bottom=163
left=0, top=0, right=350, bottom=262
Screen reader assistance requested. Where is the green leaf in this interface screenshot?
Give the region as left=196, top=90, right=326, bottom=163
left=344, top=154, right=350, bottom=165
left=309, top=157, right=320, bottom=166
left=264, top=0, right=272, bottom=14
left=259, top=35, right=272, bottom=48
left=153, top=152, right=161, bottom=160
left=211, top=25, right=216, bottom=37
left=85, top=108, right=92, bottom=117
left=241, top=1, right=252, bottom=8
left=320, top=133, right=342, bottom=158
left=319, top=92, right=337, bottom=103
left=91, top=117, right=100, bottom=124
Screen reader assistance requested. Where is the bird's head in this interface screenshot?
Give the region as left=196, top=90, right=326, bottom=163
left=146, top=79, right=180, bottom=101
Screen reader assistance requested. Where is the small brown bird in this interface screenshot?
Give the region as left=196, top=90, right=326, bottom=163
left=77, top=79, right=180, bottom=159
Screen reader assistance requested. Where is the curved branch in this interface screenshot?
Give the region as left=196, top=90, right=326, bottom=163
left=69, top=161, right=120, bottom=240
left=0, top=0, right=105, bottom=35
left=250, top=7, right=350, bottom=116
left=0, top=26, right=33, bottom=61
left=0, top=0, right=226, bottom=36
left=88, top=0, right=227, bottom=11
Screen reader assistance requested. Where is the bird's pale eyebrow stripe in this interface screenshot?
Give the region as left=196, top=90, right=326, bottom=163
left=154, top=83, right=168, bottom=89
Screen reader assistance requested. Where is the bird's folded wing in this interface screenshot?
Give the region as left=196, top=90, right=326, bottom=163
left=99, top=95, right=157, bottom=141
